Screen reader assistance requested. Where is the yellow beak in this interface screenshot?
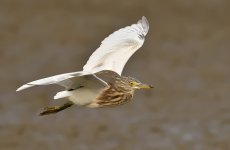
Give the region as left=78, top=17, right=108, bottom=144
left=137, top=83, right=154, bottom=89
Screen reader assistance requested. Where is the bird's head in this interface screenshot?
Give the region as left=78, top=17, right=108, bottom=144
left=115, top=76, right=153, bottom=91
left=128, top=77, right=153, bottom=90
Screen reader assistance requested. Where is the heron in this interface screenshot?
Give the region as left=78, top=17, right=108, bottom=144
left=16, top=16, right=153, bottom=115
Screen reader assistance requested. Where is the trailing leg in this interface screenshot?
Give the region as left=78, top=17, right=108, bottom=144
left=39, top=102, right=74, bottom=116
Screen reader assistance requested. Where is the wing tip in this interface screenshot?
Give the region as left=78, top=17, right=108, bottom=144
left=16, top=84, right=35, bottom=92
left=138, top=16, right=149, bottom=34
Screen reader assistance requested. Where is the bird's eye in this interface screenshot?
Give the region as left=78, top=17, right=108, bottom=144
left=130, top=82, right=135, bottom=86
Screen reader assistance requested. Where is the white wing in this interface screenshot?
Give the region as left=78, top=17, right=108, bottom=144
left=16, top=17, right=149, bottom=92
left=16, top=71, right=107, bottom=92
left=83, top=16, right=149, bottom=75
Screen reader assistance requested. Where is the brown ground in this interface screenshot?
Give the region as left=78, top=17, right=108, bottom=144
left=0, top=0, right=230, bottom=150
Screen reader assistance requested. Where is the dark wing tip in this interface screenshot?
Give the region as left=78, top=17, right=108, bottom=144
left=137, top=16, right=149, bottom=35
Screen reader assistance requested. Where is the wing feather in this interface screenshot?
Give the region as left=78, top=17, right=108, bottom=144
left=16, top=71, right=107, bottom=91
left=16, top=17, right=149, bottom=93
left=83, top=16, right=149, bottom=75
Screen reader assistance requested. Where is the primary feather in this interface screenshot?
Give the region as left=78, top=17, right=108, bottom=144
left=16, top=71, right=105, bottom=91
left=83, top=16, right=149, bottom=75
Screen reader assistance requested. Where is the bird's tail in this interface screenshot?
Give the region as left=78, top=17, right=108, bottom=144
left=54, top=91, right=71, bottom=100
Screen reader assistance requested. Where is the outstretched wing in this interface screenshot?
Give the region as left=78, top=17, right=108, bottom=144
left=83, top=16, right=149, bottom=75
left=16, top=71, right=107, bottom=92
left=16, top=17, right=149, bottom=92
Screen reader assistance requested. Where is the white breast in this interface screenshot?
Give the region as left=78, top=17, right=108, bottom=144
left=68, top=85, right=105, bottom=106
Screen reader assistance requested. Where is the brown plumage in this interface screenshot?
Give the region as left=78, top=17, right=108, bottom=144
left=39, top=72, right=153, bottom=115
left=95, top=83, right=133, bottom=107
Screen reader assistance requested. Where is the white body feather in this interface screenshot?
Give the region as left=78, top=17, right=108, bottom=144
left=54, top=91, right=71, bottom=99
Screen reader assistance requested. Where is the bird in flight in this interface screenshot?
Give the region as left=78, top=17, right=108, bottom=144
left=16, top=16, right=153, bottom=115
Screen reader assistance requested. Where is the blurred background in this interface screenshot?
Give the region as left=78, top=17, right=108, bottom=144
left=0, top=0, right=230, bottom=150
